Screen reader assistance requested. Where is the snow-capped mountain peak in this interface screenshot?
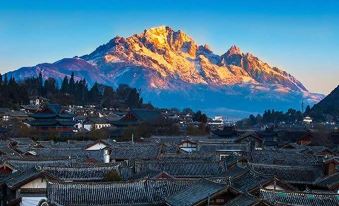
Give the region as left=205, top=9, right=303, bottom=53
left=6, top=26, right=323, bottom=118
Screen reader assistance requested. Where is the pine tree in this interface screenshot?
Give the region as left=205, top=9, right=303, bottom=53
left=38, top=72, right=43, bottom=96
left=69, top=72, right=75, bottom=94
left=305, top=105, right=311, bottom=115
left=89, top=82, right=101, bottom=104
left=4, top=74, right=8, bottom=85
left=61, top=76, right=69, bottom=93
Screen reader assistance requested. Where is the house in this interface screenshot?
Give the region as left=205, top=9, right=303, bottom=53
left=83, top=117, right=111, bottom=131
left=230, top=169, right=295, bottom=196
left=314, top=172, right=339, bottom=192
left=178, top=140, right=198, bottom=153
left=224, top=193, right=271, bottom=206
left=47, top=179, right=193, bottom=206
left=303, top=116, right=313, bottom=124
left=41, top=163, right=120, bottom=182
left=234, top=132, right=263, bottom=150
left=132, top=159, right=227, bottom=179
left=112, top=108, right=166, bottom=127
left=166, top=179, right=238, bottom=206
left=297, top=133, right=313, bottom=145
left=260, top=189, right=339, bottom=206
left=208, top=116, right=225, bottom=129
left=0, top=108, right=11, bottom=121
left=2, top=168, right=57, bottom=206
left=110, top=142, right=161, bottom=163
left=212, top=126, right=238, bottom=139
left=28, top=104, right=75, bottom=135
left=85, top=140, right=111, bottom=151
left=29, top=96, right=48, bottom=106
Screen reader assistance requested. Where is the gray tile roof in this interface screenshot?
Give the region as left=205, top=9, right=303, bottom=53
left=110, top=142, right=160, bottom=160
left=231, top=170, right=270, bottom=192
left=314, top=172, right=339, bottom=189
left=225, top=165, right=249, bottom=178
left=134, top=159, right=227, bottom=178
left=5, top=158, right=77, bottom=170
left=225, top=193, right=262, bottom=206
left=166, top=179, right=227, bottom=206
left=250, top=149, right=321, bottom=166
left=42, top=163, right=119, bottom=181
left=198, top=143, right=249, bottom=153
left=47, top=179, right=194, bottom=206
left=33, top=147, right=105, bottom=162
left=260, top=189, right=339, bottom=206
left=249, top=163, right=324, bottom=184
left=3, top=168, right=51, bottom=189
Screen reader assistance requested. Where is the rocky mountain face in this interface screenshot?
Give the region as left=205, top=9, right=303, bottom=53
left=310, top=85, right=339, bottom=118
left=6, top=26, right=323, bottom=118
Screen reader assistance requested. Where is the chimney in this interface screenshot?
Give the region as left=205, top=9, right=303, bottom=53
left=324, top=159, right=336, bottom=176
left=103, top=148, right=110, bottom=163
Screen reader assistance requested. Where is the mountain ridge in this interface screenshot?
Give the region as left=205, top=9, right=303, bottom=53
left=5, top=26, right=323, bottom=118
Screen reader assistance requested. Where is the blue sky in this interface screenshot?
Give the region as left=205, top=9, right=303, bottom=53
left=0, top=0, right=338, bottom=94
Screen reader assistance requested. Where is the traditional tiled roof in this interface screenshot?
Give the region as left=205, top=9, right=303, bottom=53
left=225, top=165, right=249, bottom=179
left=113, top=109, right=165, bottom=127
left=0, top=143, right=19, bottom=156
left=10, top=137, right=36, bottom=146
left=5, top=157, right=77, bottom=170
left=37, top=140, right=93, bottom=149
left=84, top=117, right=111, bottom=125
left=33, top=147, right=104, bottom=161
left=314, top=172, right=339, bottom=189
left=30, top=104, right=74, bottom=120
left=234, top=131, right=263, bottom=143
left=302, top=146, right=334, bottom=156
left=42, top=163, right=119, bottom=181
left=110, top=143, right=160, bottom=160
left=260, top=189, right=339, bottom=206
left=225, top=193, right=263, bottom=206
left=166, top=179, right=227, bottom=206
left=147, top=135, right=211, bottom=145
left=249, top=163, right=324, bottom=184
left=160, top=143, right=178, bottom=154
left=231, top=170, right=270, bottom=192
left=159, top=152, right=217, bottom=161
left=47, top=179, right=194, bottom=206
left=212, top=126, right=238, bottom=138
left=198, top=143, right=249, bottom=153
left=134, top=159, right=227, bottom=178
left=28, top=119, right=75, bottom=126
left=250, top=149, right=321, bottom=166
left=4, top=167, right=55, bottom=189
left=130, top=109, right=164, bottom=123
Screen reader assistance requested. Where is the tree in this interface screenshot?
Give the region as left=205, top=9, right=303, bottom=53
left=38, top=72, right=43, bottom=96
left=61, top=76, right=69, bottom=93
left=4, top=74, right=8, bottom=85
left=102, top=86, right=116, bottom=108
left=104, top=170, right=122, bottom=181
left=305, top=105, right=311, bottom=115
left=182, top=108, right=193, bottom=114
left=69, top=72, right=75, bottom=94
left=89, top=82, right=101, bottom=104
left=193, top=110, right=208, bottom=123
